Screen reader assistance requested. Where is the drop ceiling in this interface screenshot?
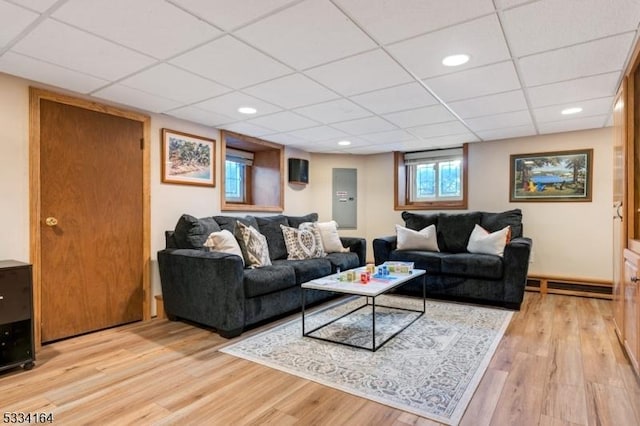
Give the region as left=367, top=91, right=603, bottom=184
left=1, top=0, right=638, bottom=154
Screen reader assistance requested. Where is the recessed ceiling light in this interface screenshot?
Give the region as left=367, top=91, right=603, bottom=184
left=561, top=107, right=583, bottom=115
left=442, top=54, right=470, bottom=67
left=238, top=106, right=257, bottom=114
left=338, top=140, right=351, bottom=146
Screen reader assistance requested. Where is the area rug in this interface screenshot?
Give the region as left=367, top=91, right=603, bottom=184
left=221, top=295, right=512, bottom=425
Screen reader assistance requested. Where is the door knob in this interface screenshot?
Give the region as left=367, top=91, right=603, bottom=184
left=45, top=217, right=58, bottom=227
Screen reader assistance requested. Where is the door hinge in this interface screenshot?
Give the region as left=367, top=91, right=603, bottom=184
left=140, top=138, right=144, bottom=150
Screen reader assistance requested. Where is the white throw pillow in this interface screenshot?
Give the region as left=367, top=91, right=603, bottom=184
left=466, top=224, right=511, bottom=257
left=315, top=220, right=349, bottom=253
left=396, top=224, right=440, bottom=252
left=203, top=230, right=244, bottom=265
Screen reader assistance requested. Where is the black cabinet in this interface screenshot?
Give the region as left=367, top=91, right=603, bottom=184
left=0, top=260, right=34, bottom=372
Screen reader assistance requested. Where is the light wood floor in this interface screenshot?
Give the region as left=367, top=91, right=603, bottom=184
left=1, top=292, right=639, bottom=425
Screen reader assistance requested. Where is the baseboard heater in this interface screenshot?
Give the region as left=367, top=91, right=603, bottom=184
left=526, top=275, right=612, bottom=300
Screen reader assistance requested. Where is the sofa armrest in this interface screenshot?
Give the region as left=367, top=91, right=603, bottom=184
left=157, top=248, right=245, bottom=335
left=502, top=237, right=533, bottom=308
left=373, top=236, right=397, bottom=266
left=340, top=237, right=367, bottom=266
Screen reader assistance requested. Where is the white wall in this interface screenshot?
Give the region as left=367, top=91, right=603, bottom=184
left=0, top=71, right=614, bottom=298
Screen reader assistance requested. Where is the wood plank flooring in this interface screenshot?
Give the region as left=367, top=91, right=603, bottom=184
left=1, top=293, right=639, bottom=425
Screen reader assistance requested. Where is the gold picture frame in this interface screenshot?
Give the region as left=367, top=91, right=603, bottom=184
left=161, top=128, right=215, bottom=187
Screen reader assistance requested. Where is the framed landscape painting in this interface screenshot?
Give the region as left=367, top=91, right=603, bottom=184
left=509, top=149, right=593, bottom=202
left=161, top=128, right=215, bottom=187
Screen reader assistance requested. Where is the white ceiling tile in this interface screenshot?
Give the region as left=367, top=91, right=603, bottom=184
left=165, top=106, right=235, bottom=127
left=311, top=136, right=370, bottom=148
left=383, top=105, right=457, bottom=128
left=331, top=116, right=397, bottom=135
left=527, top=72, right=620, bottom=108
left=388, top=14, right=510, bottom=80
left=519, top=33, right=635, bottom=87
left=263, top=133, right=311, bottom=145
left=236, top=0, right=376, bottom=69
left=361, top=129, right=415, bottom=144
left=219, top=122, right=273, bottom=137
left=294, top=98, right=371, bottom=123
left=288, top=126, right=350, bottom=142
left=533, top=97, right=614, bottom=123
left=12, top=19, right=155, bottom=80
left=11, top=0, right=58, bottom=12
left=448, top=90, right=528, bottom=118
left=402, top=133, right=480, bottom=150
left=120, top=64, right=230, bottom=104
left=0, top=51, right=108, bottom=93
left=170, top=0, right=298, bottom=31
left=193, top=91, right=281, bottom=121
left=494, top=0, right=540, bottom=10
left=424, top=61, right=521, bottom=102
left=350, top=82, right=438, bottom=114
left=538, top=115, right=608, bottom=134
left=247, top=111, right=318, bottom=133
left=243, top=73, right=339, bottom=108
left=408, top=121, right=471, bottom=139
left=466, top=110, right=532, bottom=131
left=346, top=145, right=396, bottom=154
left=476, top=124, right=537, bottom=141
left=334, top=0, right=495, bottom=44
left=0, top=1, right=39, bottom=47
left=605, top=114, right=614, bottom=127
left=503, top=0, right=640, bottom=56
left=93, top=84, right=181, bottom=113
left=53, top=0, right=221, bottom=59
left=171, top=36, right=292, bottom=89
left=305, top=49, right=412, bottom=96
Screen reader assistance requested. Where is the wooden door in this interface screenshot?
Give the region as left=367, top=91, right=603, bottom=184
left=613, top=84, right=627, bottom=340
left=623, top=249, right=640, bottom=375
left=39, top=99, right=144, bottom=342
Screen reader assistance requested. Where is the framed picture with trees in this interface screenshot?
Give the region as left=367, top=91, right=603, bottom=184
left=509, top=148, right=593, bottom=202
left=161, top=128, right=215, bottom=187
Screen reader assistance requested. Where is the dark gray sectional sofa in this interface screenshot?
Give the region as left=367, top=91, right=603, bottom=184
left=373, top=209, right=532, bottom=310
left=157, top=213, right=366, bottom=338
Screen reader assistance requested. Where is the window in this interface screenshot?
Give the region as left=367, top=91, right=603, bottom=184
left=220, top=130, right=284, bottom=212
left=395, top=145, right=468, bottom=210
left=224, top=147, right=253, bottom=204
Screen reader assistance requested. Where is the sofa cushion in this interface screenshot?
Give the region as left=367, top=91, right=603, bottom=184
left=286, top=213, right=319, bottom=228
left=272, top=258, right=332, bottom=284
left=316, top=220, right=349, bottom=253
left=214, top=215, right=259, bottom=234
left=234, top=221, right=272, bottom=268
left=396, top=224, right=439, bottom=252
left=401, top=211, right=438, bottom=231
left=243, top=264, right=297, bottom=298
left=389, top=250, right=447, bottom=274
left=173, top=214, right=221, bottom=249
left=256, top=215, right=289, bottom=260
left=437, top=212, right=482, bottom=253
left=324, top=252, right=360, bottom=272
left=481, top=209, right=523, bottom=239
left=440, top=253, right=503, bottom=280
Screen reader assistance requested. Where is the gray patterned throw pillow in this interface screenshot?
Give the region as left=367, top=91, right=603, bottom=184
left=280, top=223, right=326, bottom=260
left=234, top=221, right=272, bottom=268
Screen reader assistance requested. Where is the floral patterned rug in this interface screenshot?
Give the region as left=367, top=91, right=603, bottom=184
left=221, top=295, right=512, bottom=425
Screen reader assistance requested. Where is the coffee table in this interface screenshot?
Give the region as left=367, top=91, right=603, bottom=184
left=301, top=267, right=426, bottom=352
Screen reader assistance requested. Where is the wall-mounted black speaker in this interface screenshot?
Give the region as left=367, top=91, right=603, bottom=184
left=288, top=158, right=309, bottom=184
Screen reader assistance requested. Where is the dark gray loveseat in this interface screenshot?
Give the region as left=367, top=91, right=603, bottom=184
left=158, top=213, right=366, bottom=338
left=373, top=209, right=532, bottom=310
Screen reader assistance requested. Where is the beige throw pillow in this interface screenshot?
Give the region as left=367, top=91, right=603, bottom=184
left=315, top=220, right=349, bottom=253
left=396, top=224, right=440, bottom=252
left=234, top=221, right=272, bottom=268
left=467, top=224, right=511, bottom=257
left=203, top=230, right=244, bottom=264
